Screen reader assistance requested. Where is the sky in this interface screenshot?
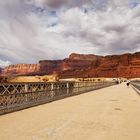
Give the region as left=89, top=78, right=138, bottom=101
left=0, top=0, right=140, bottom=67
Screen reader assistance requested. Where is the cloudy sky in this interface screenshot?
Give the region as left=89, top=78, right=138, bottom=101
left=0, top=0, right=140, bottom=67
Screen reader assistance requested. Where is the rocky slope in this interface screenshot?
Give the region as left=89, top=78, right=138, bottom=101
left=1, top=52, right=140, bottom=78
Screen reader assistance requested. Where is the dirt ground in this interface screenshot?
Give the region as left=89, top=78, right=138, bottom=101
left=0, top=83, right=140, bottom=140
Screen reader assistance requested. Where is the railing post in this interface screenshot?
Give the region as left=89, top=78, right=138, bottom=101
left=25, top=84, right=28, bottom=92
left=25, top=84, right=28, bottom=102
left=67, top=83, right=69, bottom=94
left=51, top=83, right=54, bottom=98
left=51, top=83, right=54, bottom=91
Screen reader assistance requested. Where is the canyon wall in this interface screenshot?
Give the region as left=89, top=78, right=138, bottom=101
left=60, top=52, right=140, bottom=78
left=1, top=52, right=140, bottom=78
left=2, top=64, right=40, bottom=76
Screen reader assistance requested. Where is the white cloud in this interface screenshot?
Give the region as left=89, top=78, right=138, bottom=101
left=34, top=0, right=132, bottom=9
left=46, top=5, right=140, bottom=54
left=0, top=0, right=140, bottom=67
left=0, top=0, right=62, bottom=65
left=0, top=60, right=11, bottom=68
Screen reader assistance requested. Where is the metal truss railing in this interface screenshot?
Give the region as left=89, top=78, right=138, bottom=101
left=0, top=81, right=115, bottom=115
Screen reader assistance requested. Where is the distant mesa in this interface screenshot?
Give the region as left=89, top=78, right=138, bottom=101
left=0, top=52, right=140, bottom=78
left=1, top=64, right=40, bottom=76
left=69, top=53, right=103, bottom=61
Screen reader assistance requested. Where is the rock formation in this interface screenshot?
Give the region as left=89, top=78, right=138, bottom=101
left=60, top=52, right=140, bottom=78
left=62, top=52, right=140, bottom=78
left=2, top=64, right=40, bottom=76
left=8, top=75, right=59, bottom=83
left=1, top=52, right=140, bottom=78
left=69, top=53, right=103, bottom=61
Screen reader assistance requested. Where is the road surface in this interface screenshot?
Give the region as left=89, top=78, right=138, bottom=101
left=0, top=83, right=140, bottom=140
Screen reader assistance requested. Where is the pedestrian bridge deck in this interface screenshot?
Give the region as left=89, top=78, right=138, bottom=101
left=0, top=83, right=140, bottom=140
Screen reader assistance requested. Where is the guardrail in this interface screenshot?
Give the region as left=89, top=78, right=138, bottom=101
left=0, top=81, right=115, bottom=115
left=131, top=82, right=140, bottom=95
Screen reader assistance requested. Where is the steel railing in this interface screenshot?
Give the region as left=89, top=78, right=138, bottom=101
left=0, top=81, right=115, bottom=115
left=131, top=81, right=140, bottom=95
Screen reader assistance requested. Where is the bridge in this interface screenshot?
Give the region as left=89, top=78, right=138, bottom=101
left=0, top=81, right=140, bottom=140
left=0, top=81, right=114, bottom=115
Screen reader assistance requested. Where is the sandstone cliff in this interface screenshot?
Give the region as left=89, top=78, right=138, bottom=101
left=60, top=52, right=140, bottom=78
left=69, top=53, right=103, bottom=61
left=1, top=52, right=140, bottom=78
left=2, top=64, right=40, bottom=76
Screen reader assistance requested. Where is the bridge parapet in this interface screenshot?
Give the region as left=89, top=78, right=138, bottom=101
left=131, top=81, right=140, bottom=95
left=0, top=81, right=115, bottom=115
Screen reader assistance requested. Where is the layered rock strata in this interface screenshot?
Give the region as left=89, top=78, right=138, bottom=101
left=2, top=52, right=140, bottom=78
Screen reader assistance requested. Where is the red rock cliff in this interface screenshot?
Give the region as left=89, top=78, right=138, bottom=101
left=60, top=52, right=140, bottom=78
left=2, top=64, right=40, bottom=76
left=69, top=53, right=103, bottom=61
left=1, top=52, right=140, bottom=78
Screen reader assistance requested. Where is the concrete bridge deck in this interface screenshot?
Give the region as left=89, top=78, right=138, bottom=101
left=0, top=83, right=140, bottom=140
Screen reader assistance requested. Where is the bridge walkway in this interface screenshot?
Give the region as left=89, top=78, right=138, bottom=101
left=0, top=83, right=140, bottom=140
